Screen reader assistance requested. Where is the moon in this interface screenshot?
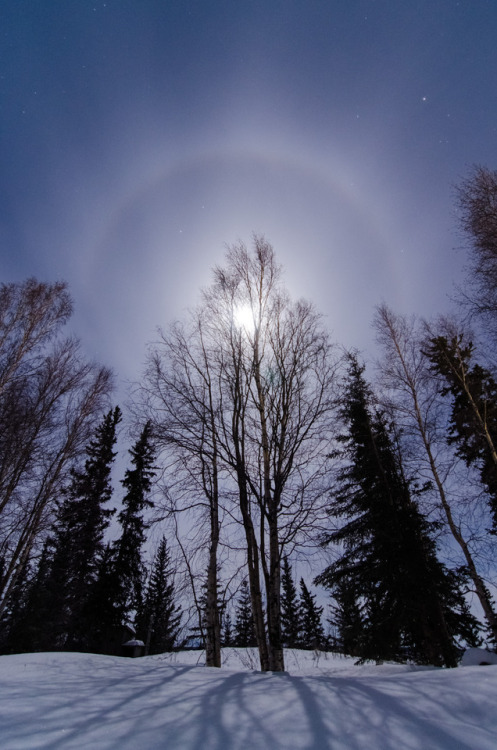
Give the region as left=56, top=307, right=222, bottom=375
left=233, top=303, right=256, bottom=333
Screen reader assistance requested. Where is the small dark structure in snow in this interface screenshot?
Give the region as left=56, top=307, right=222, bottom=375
left=122, top=638, right=145, bottom=658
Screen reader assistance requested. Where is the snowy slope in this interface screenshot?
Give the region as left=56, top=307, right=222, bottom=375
left=0, top=648, right=496, bottom=750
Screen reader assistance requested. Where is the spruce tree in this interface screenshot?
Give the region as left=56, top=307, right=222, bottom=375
left=222, top=611, right=234, bottom=647
left=83, top=422, right=156, bottom=654
left=41, top=407, right=121, bottom=650
left=136, top=536, right=182, bottom=655
left=316, top=356, right=478, bottom=667
left=299, top=579, right=325, bottom=650
left=0, top=556, right=33, bottom=653
left=281, top=556, right=301, bottom=648
left=233, top=579, right=257, bottom=647
left=328, top=577, right=365, bottom=657
left=36, top=524, right=75, bottom=649
left=425, top=334, right=497, bottom=531
left=112, top=422, right=155, bottom=623
left=83, top=544, right=122, bottom=654
left=6, top=540, right=76, bottom=654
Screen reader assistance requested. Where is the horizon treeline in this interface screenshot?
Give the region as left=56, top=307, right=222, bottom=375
left=1, top=166, right=497, bottom=669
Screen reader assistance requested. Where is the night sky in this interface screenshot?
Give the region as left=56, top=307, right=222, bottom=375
left=2, top=1, right=497, bottom=392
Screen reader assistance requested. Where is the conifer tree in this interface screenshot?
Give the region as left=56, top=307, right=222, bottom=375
left=299, top=579, right=325, bottom=650
left=41, top=407, right=121, bottom=650
left=35, top=524, right=75, bottom=650
left=233, top=579, right=257, bottom=647
left=83, top=544, right=122, bottom=654
left=375, top=305, right=497, bottom=645
left=136, top=536, right=182, bottom=655
left=222, top=611, right=234, bottom=647
left=328, top=577, right=365, bottom=657
left=425, top=334, right=497, bottom=531
left=8, top=522, right=81, bottom=653
left=316, top=356, right=478, bottom=667
left=112, top=421, right=155, bottom=623
left=0, top=556, right=32, bottom=653
left=456, top=166, right=497, bottom=331
left=280, top=556, right=301, bottom=648
left=3, top=540, right=76, bottom=654
left=83, top=422, right=156, bottom=654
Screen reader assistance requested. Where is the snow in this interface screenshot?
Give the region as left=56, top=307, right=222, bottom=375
left=0, top=648, right=496, bottom=749
left=459, top=647, right=497, bottom=667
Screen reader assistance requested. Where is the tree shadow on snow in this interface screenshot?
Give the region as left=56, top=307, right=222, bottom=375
left=0, top=655, right=486, bottom=750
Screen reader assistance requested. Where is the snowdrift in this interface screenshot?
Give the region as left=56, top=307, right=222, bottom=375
left=0, top=648, right=496, bottom=749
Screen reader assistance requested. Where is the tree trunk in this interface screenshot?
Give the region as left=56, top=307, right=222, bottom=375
left=204, top=515, right=221, bottom=667
left=238, top=473, right=270, bottom=671
left=267, top=505, right=284, bottom=671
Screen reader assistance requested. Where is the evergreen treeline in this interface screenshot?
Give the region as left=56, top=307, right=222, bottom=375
left=0, top=413, right=182, bottom=656
left=2, top=167, right=497, bottom=666
left=221, top=566, right=327, bottom=651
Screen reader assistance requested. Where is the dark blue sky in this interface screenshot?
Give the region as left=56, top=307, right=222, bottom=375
left=2, top=0, right=497, bottom=387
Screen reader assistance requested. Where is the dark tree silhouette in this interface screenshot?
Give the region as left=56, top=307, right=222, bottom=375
left=40, top=407, right=121, bottom=650
left=112, top=421, right=156, bottom=623
left=136, top=536, right=182, bottom=655
left=0, top=279, right=112, bottom=616
left=374, top=304, right=497, bottom=644
left=299, top=579, right=325, bottom=650
left=328, top=576, right=365, bottom=657
left=425, top=333, right=497, bottom=532
left=280, top=557, right=301, bottom=648
left=222, top=612, right=234, bottom=647
left=316, top=356, right=479, bottom=666
left=233, top=579, right=257, bottom=647
left=456, top=166, right=497, bottom=330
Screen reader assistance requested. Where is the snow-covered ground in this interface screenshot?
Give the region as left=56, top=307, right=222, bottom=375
left=0, top=647, right=496, bottom=749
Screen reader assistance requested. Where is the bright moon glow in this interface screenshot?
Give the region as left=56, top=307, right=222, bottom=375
left=234, top=304, right=256, bottom=333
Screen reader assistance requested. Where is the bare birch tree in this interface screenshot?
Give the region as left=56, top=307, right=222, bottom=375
left=0, top=280, right=113, bottom=611
left=456, top=166, right=497, bottom=335
left=139, top=314, right=225, bottom=666
left=374, top=304, right=497, bottom=642
left=139, top=237, right=339, bottom=671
